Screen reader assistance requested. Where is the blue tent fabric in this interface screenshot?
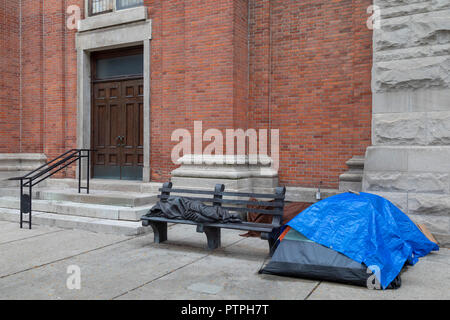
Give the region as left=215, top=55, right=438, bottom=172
left=287, top=192, right=439, bottom=289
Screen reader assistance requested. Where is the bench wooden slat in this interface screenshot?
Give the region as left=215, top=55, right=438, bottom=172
left=220, top=206, right=283, bottom=216
left=141, top=216, right=279, bottom=232
left=159, top=188, right=216, bottom=195
left=220, top=190, right=285, bottom=199
left=160, top=188, right=282, bottom=199
left=152, top=200, right=283, bottom=215
left=157, top=195, right=284, bottom=208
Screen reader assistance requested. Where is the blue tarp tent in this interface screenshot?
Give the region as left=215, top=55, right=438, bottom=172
left=284, top=192, right=439, bottom=289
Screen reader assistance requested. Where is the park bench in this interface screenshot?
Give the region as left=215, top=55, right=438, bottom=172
left=141, top=182, right=286, bottom=255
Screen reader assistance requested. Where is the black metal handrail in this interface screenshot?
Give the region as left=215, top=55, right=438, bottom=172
left=9, top=149, right=95, bottom=229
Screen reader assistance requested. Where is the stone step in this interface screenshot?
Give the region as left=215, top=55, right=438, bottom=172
left=46, top=178, right=162, bottom=193
left=0, top=207, right=152, bottom=236
left=0, top=196, right=155, bottom=222
left=37, top=189, right=158, bottom=207
left=0, top=188, right=38, bottom=197
left=0, top=186, right=159, bottom=207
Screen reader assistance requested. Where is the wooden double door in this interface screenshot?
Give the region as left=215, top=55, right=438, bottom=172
left=92, top=79, right=144, bottom=180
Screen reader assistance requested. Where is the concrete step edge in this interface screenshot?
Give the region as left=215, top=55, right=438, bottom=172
left=0, top=207, right=152, bottom=236
left=46, top=178, right=162, bottom=193
left=37, top=189, right=159, bottom=207
left=0, top=187, right=159, bottom=207
left=0, top=197, right=155, bottom=221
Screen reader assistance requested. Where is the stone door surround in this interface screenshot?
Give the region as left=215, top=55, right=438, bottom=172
left=76, top=7, right=152, bottom=181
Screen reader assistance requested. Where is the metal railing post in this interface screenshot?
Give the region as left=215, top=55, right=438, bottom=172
left=87, top=150, right=90, bottom=194
left=78, top=150, right=82, bottom=194
left=28, top=178, right=32, bottom=230
left=20, top=178, right=23, bottom=229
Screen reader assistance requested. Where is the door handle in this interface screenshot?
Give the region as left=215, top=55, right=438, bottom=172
left=116, top=136, right=125, bottom=147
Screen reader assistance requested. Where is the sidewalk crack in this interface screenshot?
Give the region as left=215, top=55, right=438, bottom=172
left=0, top=229, right=65, bottom=246
left=304, top=281, right=321, bottom=300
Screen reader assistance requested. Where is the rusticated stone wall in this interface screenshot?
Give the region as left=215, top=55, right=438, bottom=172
left=363, top=0, right=450, bottom=245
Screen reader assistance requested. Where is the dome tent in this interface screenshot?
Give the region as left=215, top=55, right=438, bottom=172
left=261, top=192, right=439, bottom=289
left=261, top=226, right=402, bottom=289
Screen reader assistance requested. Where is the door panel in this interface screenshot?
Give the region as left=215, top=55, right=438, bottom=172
left=92, top=79, right=143, bottom=180
left=121, top=79, right=144, bottom=174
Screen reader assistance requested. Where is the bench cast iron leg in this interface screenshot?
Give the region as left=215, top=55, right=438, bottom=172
left=261, top=232, right=276, bottom=257
left=149, top=222, right=168, bottom=243
left=204, top=227, right=221, bottom=250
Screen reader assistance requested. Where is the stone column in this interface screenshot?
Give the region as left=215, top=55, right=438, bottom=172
left=363, top=0, right=450, bottom=245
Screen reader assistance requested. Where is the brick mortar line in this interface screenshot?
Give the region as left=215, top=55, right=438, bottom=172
left=111, top=237, right=247, bottom=300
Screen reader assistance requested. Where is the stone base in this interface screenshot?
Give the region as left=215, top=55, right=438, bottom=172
left=285, top=186, right=340, bottom=203
left=0, top=154, right=47, bottom=187
left=339, top=180, right=362, bottom=193
left=339, top=156, right=365, bottom=192
left=363, top=146, right=450, bottom=246
left=170, top=154, right=278, bottom=194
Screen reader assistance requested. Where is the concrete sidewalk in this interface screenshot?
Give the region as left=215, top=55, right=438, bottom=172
left=0, top=221, right=448, bottom=300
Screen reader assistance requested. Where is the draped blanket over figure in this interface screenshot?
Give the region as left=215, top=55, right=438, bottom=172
left=146, top=196, right=242, bottom=224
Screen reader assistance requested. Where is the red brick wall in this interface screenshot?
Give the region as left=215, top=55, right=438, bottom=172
left=0, top=1, right=20, bottom=153
left=146, top=0, right=249, bottom=181
left=232, top=0, right=249, bottom=130
left=249, top=0, right=373, bottom=188
left=1, top=0, right=372, bottom=188
left=17, top=0, right=81, bottom=177
left=21, top=0, right=44, bottom=154
left=2, top=0, right=80, bottom=156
